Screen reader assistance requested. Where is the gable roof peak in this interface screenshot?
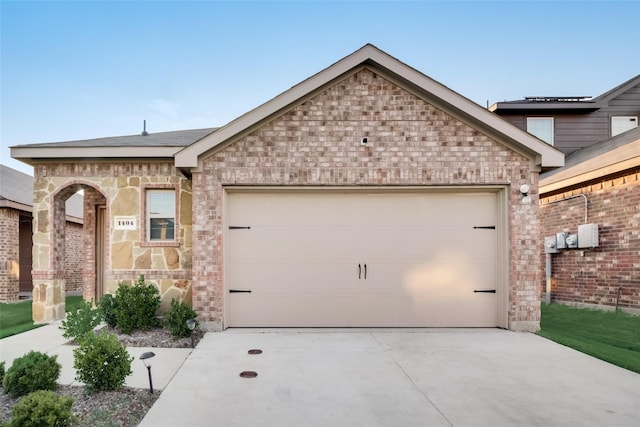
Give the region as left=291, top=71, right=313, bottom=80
left=176, top=45, right=562, bottom=170
left=593, top=73, right=640, bottom=103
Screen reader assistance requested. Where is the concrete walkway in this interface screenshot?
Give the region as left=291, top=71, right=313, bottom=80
left=0, top=323, right=192, bottom=390
left=140, top=329, right=640, bottom=427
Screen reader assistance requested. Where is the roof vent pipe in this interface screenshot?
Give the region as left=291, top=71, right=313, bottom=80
left=141, top=120, right=149, bottom=136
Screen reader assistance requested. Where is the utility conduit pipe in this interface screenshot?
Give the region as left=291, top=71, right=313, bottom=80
left=546, top=254, right=552, bottom=305
left=542, top=194, right=588, bottom=223
left=541, top=194, right=588, bottom=305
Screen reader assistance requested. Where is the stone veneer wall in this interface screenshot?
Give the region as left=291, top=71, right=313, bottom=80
left=540, top=167, right=640, bottom=312
left=191, top=68, right=542, bottom=332
left=0, top=208, right=20, bottom=301
left=31, top=162, right=193, bottom=322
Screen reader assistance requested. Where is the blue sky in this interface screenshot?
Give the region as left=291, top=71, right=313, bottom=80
left=2, top=0, right=639, bottom=175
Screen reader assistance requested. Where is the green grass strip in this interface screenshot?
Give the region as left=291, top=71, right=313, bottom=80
left=539, top=303, right=640, bottom=374
left=0, top=295, right=86, bottom=339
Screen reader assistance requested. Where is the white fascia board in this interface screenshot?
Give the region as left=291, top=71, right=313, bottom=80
left=540, top=139, right=640, bottom=194
left=175, top=44, right=564, bottom=169
left=11, top=146, right=182, bottom=163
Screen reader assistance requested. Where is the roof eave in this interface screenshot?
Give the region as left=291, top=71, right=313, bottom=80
left=540, top=138, right=640, bottom=194
left=489, top=102, right=601, bottom=113
left=11, top=146, right=183, bottom=165
left=176, top=44, right=564, bottom=170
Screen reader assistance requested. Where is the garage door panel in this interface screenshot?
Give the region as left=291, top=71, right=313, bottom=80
left=228, top=227, right=365, bottom=262
left=226, top=191, right=499, bottom=327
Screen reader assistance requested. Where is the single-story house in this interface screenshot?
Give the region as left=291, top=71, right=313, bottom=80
left=539, top=127, right=640, bottom=313
left=11, top=44, right=563, bottom=331
left=0, top=164, right=84, bottom=301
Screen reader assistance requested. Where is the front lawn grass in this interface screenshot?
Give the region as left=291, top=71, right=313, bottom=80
left=539, top=303, right=640, bottom=374
left=0, top=295, right=84, bottom=339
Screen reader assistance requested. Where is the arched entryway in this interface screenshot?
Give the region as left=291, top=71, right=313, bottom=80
left=32, top=182, right=108, bottom=322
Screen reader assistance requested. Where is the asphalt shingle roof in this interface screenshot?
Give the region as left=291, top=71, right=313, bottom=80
left=15, top=128, right=218, bottom=148
left=0, top=164, right=34, bottom=206
left=0, top=164, right=84, bottom=218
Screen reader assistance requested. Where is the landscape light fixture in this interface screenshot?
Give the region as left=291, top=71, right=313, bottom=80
left=139, top=351, right=156, bottom=394
left=186, top=319, right=196, bottom=348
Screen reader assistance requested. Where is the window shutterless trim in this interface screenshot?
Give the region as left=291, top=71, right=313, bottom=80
left=141, top=184, right=179, bottom=246
left=526, top=117, right=554, bottom=145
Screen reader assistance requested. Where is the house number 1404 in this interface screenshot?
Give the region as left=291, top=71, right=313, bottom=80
left=114, top=216, right=137, bottom=230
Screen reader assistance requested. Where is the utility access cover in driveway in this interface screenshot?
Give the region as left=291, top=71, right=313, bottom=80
left=140, top=330, right=640, bottom=427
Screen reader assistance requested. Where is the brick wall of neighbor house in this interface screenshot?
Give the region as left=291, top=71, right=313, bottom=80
left=65, top=221, right=84, bottom=293
left=0, top=208, right=20, bottom=301
left=540, top=168, right=640, bottom=312
left=31, top=162, right=193, bottom=319
left=192, top=69, right=542, bottom=331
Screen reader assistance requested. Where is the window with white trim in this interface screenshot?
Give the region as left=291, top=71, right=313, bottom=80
left=611, top=116, right=638, bottom=137
left=146, top=189, right=175, bottom=241
left=526, top=117, right=554, bottom=145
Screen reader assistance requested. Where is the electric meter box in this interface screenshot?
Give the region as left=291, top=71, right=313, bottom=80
left=544, top=236, right=559, bottom=254
left=566, top=234, right=578, bottom=249
left=578, top=223, right=599, bottom=248
left=556, top=232, right=568, bottom=249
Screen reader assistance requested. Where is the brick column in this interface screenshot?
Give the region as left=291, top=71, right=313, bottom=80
left=0, top=209, right=20, bottom=302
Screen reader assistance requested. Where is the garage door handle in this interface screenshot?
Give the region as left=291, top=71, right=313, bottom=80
left=229, top=289, right=252, bottom=293
left=358, top=264, right=362, bottom=279
left=364, top=264, right=367, bottom=279
left=474, top=289, right=496, bottom=293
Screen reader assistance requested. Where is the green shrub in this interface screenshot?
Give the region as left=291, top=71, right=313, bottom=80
left=73, top=331, right=133, bottom=393
left=0, top=360, right=5, bottom=384
left=3, top=351, right=61, bottom=397
left=115, top=275, right=161, bottom=334
left=98, top=293, right=118, bottom=328
left=166, top=298, right=198, bottom=338
left=59, top=300, right=101, bottom=342
left=7, top=390, right=76, bottom=427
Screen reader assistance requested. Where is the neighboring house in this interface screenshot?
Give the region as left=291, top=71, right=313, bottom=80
left=492, top=76, right=640, bottom=313
left=538, top=128, right=640, bottom=313
left=0, top=164, right=84, bottom=302
left=490, top=74, right=640, bottom=154
left=11, top=45, right=563, bottom=330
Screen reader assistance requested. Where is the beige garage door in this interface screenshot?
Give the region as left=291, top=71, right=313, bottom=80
left=225, top=190, right=499, bottom=327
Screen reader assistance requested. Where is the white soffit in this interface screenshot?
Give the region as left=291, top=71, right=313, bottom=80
left=175, top=44, right=564, bottom=169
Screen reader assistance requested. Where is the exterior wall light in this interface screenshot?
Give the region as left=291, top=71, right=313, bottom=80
left=140, top=351, right=156, bottom=394
left=519, top=184, right=532, bottom=205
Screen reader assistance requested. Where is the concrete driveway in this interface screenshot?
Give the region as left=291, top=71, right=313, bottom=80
left=139, top=329, right=640, bottom=427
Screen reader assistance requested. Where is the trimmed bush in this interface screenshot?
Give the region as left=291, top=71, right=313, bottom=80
left=0, top=360, right=5, bottom=384
left=7, top=390, right=76, bottom=427
left=98, top=293, right=118, bottom=328
left=115, top=275, right=161, bottom=334
left=3, top=351, right=61, bottom=397
left=73, top=331, right=133, bottom=393
left=59, top=300, right=101, bottom=342
left=166, top=298, right=198, bottom=338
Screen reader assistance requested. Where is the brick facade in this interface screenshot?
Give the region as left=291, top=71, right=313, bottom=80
left=540, top=167, right=640, bottom=312
left=65, top=221, right=84, bottom=292
left=0, top=208, right=20, bottom=301
left=192, top=69, right=542, bottom=331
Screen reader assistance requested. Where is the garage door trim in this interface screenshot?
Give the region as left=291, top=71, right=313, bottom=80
left=222, top=186, right=509, bottom=329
